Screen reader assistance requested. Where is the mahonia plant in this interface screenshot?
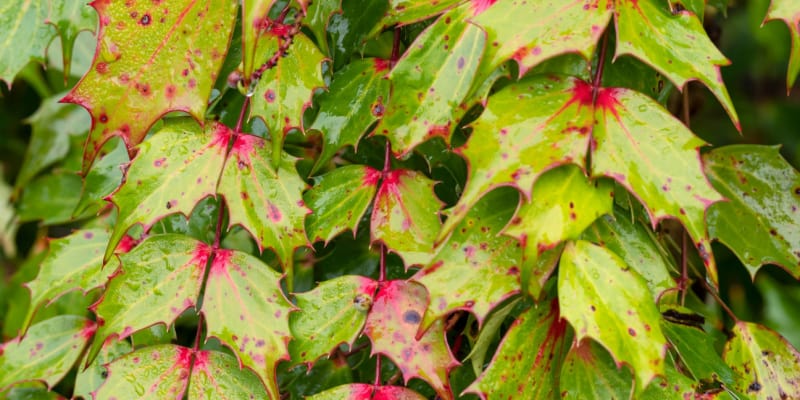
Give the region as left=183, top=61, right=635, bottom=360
left=2, top=0, right=800, bottom=398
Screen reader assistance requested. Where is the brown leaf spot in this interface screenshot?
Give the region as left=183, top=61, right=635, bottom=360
left=628, top=328, right=637, bottom=336
left=140, top=13, right=151, bottom=26
left=165, top=84, right=176, bottom=99
left=96, top=62, right=109, bottom=74
left=264, top=89, right=276, bottom=103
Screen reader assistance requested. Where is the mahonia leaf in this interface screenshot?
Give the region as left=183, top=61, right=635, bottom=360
left=363, top=280, right=459, bottom=399
left=307, top=383, right=427, bottom=400
left=63, top=0, right=237, bottom=170
left=308, top=58, right=391, bottom=173
left=74, top=339, right=132, bottom=400
left=723, top=322, right=800, bottom=399
left=23, top=229, right=117, bottom=332
left=704, top=145, right=800, bottom=278
left=376, top=6, right=485, bottom=157
left=471, top=0, right=612, bottom=77
left=560, top=339, right=634, bottom=399
left=371, top=169, right=443, bottom=267
left=242, top=0, right=278, bottom=78
left=381, top=0, right=462, bottom=27
left=765, top=0, right=800, bottom=90
left=105, top=120, right=230, bottom=261
left=328, top=1, right=389, bottom=70
left=465, top=299, right=571, bottom=399
left=0, top=316, right=95, bottom=392
left=615, top=0, right=739, bottom=127
left=412, top=187, right=521, bottom=332
left=93, top=344, right=191, bottom=399
left=218, top=133, right=310, bottom=267
left=187, top=350, right=269, bottom=398
left=88, top=235, right=209, bottom=364
left=0, top=0, right=95, bottom=85
left=201, top=248, right=294, bottom=400
left=305, top=165, right=381, bottom=245
left=304, top=0, right=342, bottom=55
left=289, top=275, right=379, bottom=365
left=559, top=240, right=667, bottom=393
left=661, top=318, right=736, bottom=387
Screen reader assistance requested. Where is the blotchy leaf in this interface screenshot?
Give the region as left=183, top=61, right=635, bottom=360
left=723, top=322, right=800, bottom=399
left=615, top=0, right=739, bottom=127
left=218, top=133, right=310, bottom=267
left=704, top=145, right=800, bottom=278
left=93, top=344, right=191, bottom=399
left=74, top=339, right=132, bottom=400
left=309, top=59, right=391, bottom=173
left=465, top=299, right=571, bottom=399
left=560, top=339, right=633, bottom=399
left=559, top=240, right=667, bottom=393
left=765, top=0, right=800, bottom=89
left=289, top=275, right=378, bottom=365
left=364, top=280, right=458, bottom=399
left=201, top=249, right=294, bottom=400
left=305, top=165, right=381, bottom=244
left=371, top=170, right=443, bottom=267
left=381, top=0, right=462, bottom=27
left=376, top=6, right=485, bottom=157
left=412, top=187, right=521, bottom=331
left=0, top=316, right=95, bottom=392
left=242, top=0, right=278, bottom=78
left=63, top=0, right=237, bottom=170
left=188, top=350, right=269, bottom=399
left=640, top=362, right=700, bottom=399
left=89, top=235, right=209, bottom=364
left=306, top=383, right=427, bottom=400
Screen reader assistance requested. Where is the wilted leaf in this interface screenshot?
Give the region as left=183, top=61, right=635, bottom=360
left=764, top=0, right=800, bottom=90
left=187, top=350, right=269, bottom=399
left=93, top=344, right=192, bottom=399
left=560, top=339, right=634, bottom=399
left=306, top=383, right=427, bottom=400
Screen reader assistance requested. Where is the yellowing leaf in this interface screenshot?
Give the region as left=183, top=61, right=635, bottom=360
left=724, top=322, right=800, bottom=399
left=93, top=344, right=192, bottom=399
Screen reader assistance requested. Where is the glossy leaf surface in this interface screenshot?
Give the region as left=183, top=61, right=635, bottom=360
left=74, top=339, right=132, bottom=400
left=307, top=383, right=427, bottom=400
left=765, top=0, right=800, bottom=89
left=187, top=350, right=269, bottom=399
left=662, top=319, right=736, bottom=386
left=93, top=344, right=191, bottom=399
left=560, top=339, right=633, bottom=399
left=382, top=0, right=461, bottom=27
left=241, top=0, right=278, bottom=78
left=304, top=0, right=341, bottom=55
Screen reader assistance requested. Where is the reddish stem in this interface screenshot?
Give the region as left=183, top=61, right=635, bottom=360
left=699, top=278, right=739, bottom=323
left=213, top=197, right=226, bottom=250
left=235, top=97, right=250, bottom=134
left=193, top=314, right=204, bottom=351
left=591, top=31, right=609, bottom=103
left=390, top=27, right=402, bottom=67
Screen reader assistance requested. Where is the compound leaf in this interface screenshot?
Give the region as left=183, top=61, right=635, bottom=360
left=93, top=344, right=192, bottom=399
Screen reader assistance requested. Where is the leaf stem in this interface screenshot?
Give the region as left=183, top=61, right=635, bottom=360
left=193, top=313, right=204, bottom=351
left=379, top=243, right=387, bottom=282
left=699, top=278, right=739, bottom=323
left=679, top=87, right=691, bottom=305
left=235, top=96, right=250, bottom=134
left=390, top=27, right=402, bottom=67
left=591, top=30, right=610, bottom=102
left=213, top=197, right=227, bottom=250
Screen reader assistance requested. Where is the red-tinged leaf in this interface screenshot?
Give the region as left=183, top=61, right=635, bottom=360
left=371, top=170, right=443, bottom=267
left=363, top=280, right=459, bottom=400
left=465, top=299, right=572, bottom=399
left=305, top=165, right=381, bottom=245
left=412, top=187, right=521, bottom=332
left=88, top=235, right=209, bottom=364
left=242, top=0, right=278, bottom=78
left=105, top=120, right=230, bottom=261
left=74, top=338, right=132, bottom=400
left=93, top=344, right=192, bottom=399
left=640, top=362, right=701, bottom=399
left=306, top=383, right=427, bottom=400
left=723, top=322, right=800, bottom=399
left=0, top=316, right=96, bottom=392
left=376, top=6, right=485, bottom=157
left=187, top=350, right=269, bottom=399
left=471, top=0, right=612, bottom=77
left=289, top=275, right=379, bottom=365
left=765, top=0, right=800, bottom=90
left=218, top=133, right=310, bottom=267
left=381, top=0, right=462, bottom=27
left=63, top=0, right=237, bottom=170
left=560, top=339, right=634, bottom=399
left=615, top=0, right=739, bottom=127
left=201, top=249, right=294, bottom=400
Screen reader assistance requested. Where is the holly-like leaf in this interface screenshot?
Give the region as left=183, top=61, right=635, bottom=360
left=559, top=339, right=634, bottom=399
left=307, top=383, right=427, bottom=400
left=661, top=318, right=736, bottom=387
left=93, top=344, right=191, bottom=399
left=308, top=59, right=391, bottom=173
left=558, top=240, right=667, bottom=393
left=765, top=0, right=800, bottom=89
left=305, top=165, right=381, bottom=244
left=218, top=133, right=310, bottom=267
left=376, top=6, right=485, bottom=157
left=289, top=275, right=379, bottom=365
left=0, top=316, right=95, bottom=392
left=371, top=169, right=443, bottom=267
left=615, top=0, right=739, bottom=127
left=304, top=0, right=341, bottom=55
left=412, top=186, right=521, bottom=332
left=16, top=172, right=84, bottom=225
left=723, top=321, right=800, bottom=399
left=465, top=299, right=571, bottom=399
left=381, top=0, right=461, bottom=27
left=88, top=235, right=209, bottom=364
left=74, top=338, right=132, bottom=400
left=328, top=1, right=388, bottom=69
left=105, top=120, right=230, bottom=261
left=63, top=0, right=237, bottom=170
left=363, top=280, right=459, bottom=399
left=201, top=248, right=294, bottom=400
left=704, top=145, right=800, bottom=278
left=242, top=0, right=278, bottom=78
left=187, top=350, right=269, bottom=399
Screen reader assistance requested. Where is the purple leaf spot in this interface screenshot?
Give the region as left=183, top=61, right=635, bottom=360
left=140, top=13, right=151, bottom=26
left=402, top=310, right=421, bottom=324
left=264, top=89, right=276, bottom=103
left=628, top=328, right=637, bottom=336
left=84, top=231, right=94, bottom=239
left=267, top=202, right=282, bottom=222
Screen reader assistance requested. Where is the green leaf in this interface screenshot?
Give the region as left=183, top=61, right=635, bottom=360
left=559, top=339, right=634, bottom=399
left=371, top=169, right=443, bottom=267
left=93, top=344, right=191, bottom=399
left=412, top=187, right=521, bottom=331
left=218, top=133, right=310, bottom=266
left=0, top=315, right=95, bottom=391
left=16, top=171, right=84, bottom=225
left=88, top=234, right=208, bottom=363
left=329, top=1, right=388, bottom=69
left=764, top=0, right=800, bottom=89
left=63, top=0, right=238, bottom=170
left=307, top=383, right=427, bottom=400
left=304, top=0, right=341, bottom=55
left=723, top=322, right=800, bottom=399
left=188, top=350, right=269, bottom=398
left=661, top=317, right=736, bottom=386
left=283, top=359, right=354, bottom=399
left=74, top=339, right=132, bottom=400
left=0, top=383, right=66, bottom=400
left=464, top=297, right=521, bottom=377
left=640, top=362, right=701, bottom=399
left=201, top=248, right=294, bottom=400
left=558, top=240, right=667, bottom=393
left=704, top=145, right=800, bottom=278
left=465, top=300, right=571, bottom=399
left=376, top=6, right=485, bottom=156
left=105, top=120, right=229, bottom=261
left=308, top=59, right=390, bottom=173
left=615, top=0, right=739, bottom=127
left=289, top=275, right=378, bottom=364
left=381, top=0, right=461, bottom=27
left=74, top=137, right=128, bottom=217
left=363, top=280, right=458, bottom=399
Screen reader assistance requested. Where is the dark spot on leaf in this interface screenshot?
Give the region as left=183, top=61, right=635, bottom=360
left=96, top=62, right=109, bottom=74
left=372, top=101, right=384, bottom=117
left=140, top=14, right=151, bottom=25
left=628, top=328, right=636, bottom=336
left=267, top=203, right=282, bottom=222
left=748, top=382, right=761, bottom=392
left=403, top=310, right=421, bottom=324
left=99, top=114, right=108, bottom=123
left=464, top=300, right=474, bottom=308
left=264, top=89, right=275, bottom=102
